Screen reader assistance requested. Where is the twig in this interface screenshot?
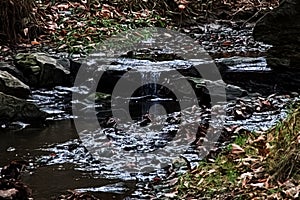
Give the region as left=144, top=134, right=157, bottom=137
left=242, top=8, right=263, bottom=27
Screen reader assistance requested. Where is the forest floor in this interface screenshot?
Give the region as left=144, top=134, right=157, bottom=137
left=0, top=0, right=279, bottom=61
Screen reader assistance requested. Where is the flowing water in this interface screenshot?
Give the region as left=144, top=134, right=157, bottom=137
left=1, top=23, right=299, bottom=199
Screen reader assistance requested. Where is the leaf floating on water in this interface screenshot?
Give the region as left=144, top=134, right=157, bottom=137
left=6, top=147, right=16, bottom=152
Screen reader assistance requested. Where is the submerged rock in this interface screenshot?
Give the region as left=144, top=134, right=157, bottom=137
left=0, top=70, right=30, bottom=99
left=14, top=53, right=70, bottom=87
left=0, top=92, right=47, bottom=126
left=253, top=0, right=300, bottom=70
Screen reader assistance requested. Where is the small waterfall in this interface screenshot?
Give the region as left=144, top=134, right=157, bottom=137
left=140, top=70, right=161, bottom=115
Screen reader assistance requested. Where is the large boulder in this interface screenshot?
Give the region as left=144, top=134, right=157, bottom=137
left=14, top=53, right=71, bottom=87
left=0, top=92, right=47, bottom=125
left=0, top=62, right=26, bottom=83
left=253, top=0, right=300, bottom=70
left=0, top=70, right=30, bottom=99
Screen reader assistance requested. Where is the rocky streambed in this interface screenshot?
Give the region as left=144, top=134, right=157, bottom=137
left=0, top=22, right=299, bottom=199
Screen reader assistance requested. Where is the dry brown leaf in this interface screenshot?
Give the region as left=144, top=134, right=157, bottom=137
left=253, top=135, right=266, bottom=143
left=23, top=28, right=29, bottom=36
left=164, top=191, right=178, bottom=198
left=168, top=178, right=178, bottom=186
left=0, top=189, right=18, bottom=198
left=58, top=44, right=67, bottom=50
left=57, top=4, right=69, bottom=10
left=178, top=4, right=186, bottom=10
left=249, top=182, right=264, bottom=188
left=231, top=143, right=245, bottom=155
left=31, top=39, right=40, bottom=45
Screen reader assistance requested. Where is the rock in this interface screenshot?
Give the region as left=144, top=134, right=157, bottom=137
left=57, top=57, right=70, bottom=71
left=0, top=70, right=30, bottom=99
left=216, top=56, right=300, bottom=94
left=70, top=58, right=82, bottom=76
left=0, top=92, right=47, bottom=125
left=188, top=77, right=248, bottom=101
left=253, top=0, right=300, bottom=70
left=14, top=53, right=71, bottom=87
left=0, top=62, right=26, bottom=83
left=121, top=48, right=183, bottom=61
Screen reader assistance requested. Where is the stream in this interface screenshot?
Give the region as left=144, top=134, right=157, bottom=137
left=0, top=23, right=299, bottom=199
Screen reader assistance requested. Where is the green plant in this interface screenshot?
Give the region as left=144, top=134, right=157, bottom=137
left=267, top=106, right=300, bottom=182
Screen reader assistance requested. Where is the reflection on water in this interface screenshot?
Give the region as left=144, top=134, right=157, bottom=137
left=0, top=120, right=77, bottom=166
left=22, top=163, right=135, bottom=200
left=1, top=45, right=299, bottom=199
left=0, top=120, right=136, bottom=199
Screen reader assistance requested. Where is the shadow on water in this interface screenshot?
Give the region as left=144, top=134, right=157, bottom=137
left=0, top=120, right=136, bottom=199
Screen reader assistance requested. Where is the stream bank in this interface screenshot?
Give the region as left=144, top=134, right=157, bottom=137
left=2, top=1, right=300, bottom=199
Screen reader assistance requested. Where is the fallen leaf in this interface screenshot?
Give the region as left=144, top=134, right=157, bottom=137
left=231, top=143, right=245, bottom=155
left=57, top=4, right=69, bottom=10
left=23, top=28, right=29, bottom=36
left=249, top=182, right=264, bottom=188
left=168, top=178, right=178, bottom=186
left=0, top=189, right=18, bottom=198
left=31, top=39, right=40, bottom=45
left=58, top=44, right=67, bottom=50
left=164, top=191, right=178, bottom=198
left=178, top=4, right=186, bottom=10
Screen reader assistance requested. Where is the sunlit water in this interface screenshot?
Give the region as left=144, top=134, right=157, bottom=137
left=1, top=47, right=298, bottom=198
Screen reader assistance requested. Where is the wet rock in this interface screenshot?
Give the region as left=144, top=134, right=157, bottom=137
left=90, top=56, right=197, bottom=96
left=121, top=48, right=183, bottom=61
left=14, top=53, right=70, bottom=87
left=70, top=58, right=83, bottom=76
left=0, top=92, right=47, bottom=126
left=0, top=62, right=26, bottom=83
left=139, top=114, right=152, bottom=127
left=253, top=0, right=300, bottom=70
left=0, top=70, right=30, bottom=99
left=216, top=56, right=300, bottom=94
left=188, top=77, right=248, bottom=101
